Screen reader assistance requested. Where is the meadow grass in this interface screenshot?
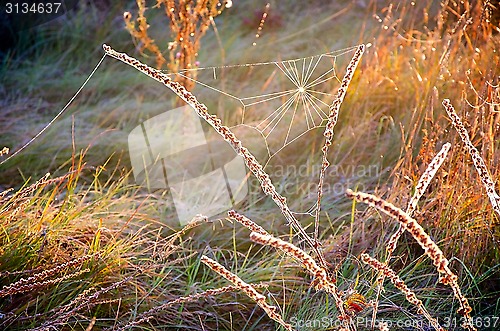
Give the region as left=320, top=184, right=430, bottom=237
left=1, top=0, right=500, bottom=330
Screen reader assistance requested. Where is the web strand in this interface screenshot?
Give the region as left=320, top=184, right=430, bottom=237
left=0, top=54, right=107, bottom=166
left=164, top=46, right=361, bottom=161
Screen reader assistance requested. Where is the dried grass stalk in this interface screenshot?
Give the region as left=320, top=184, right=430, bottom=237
left=314, top=44, right=365, bottom=243
left=11, top=173, right=50, bottom=201
left=227, top=210, right=269, bottom=235
left=407, top=142, right=451, bottom=215
left=33, top=277, right=132, bottom=331
left=102, top=44, right=327, bottom=269
left=153, top=214, right=208, bottom=260
left=0, top=187, right=13, bottom=200
left=0, top=254, right=98, bottom=297
left=1, top=172, right=71, bottom=222
left=249, top=232, right=351, bottom=326
left=361, top=253, right=445, bottom=331
left=0, top=268, right=90, bottom=297
left=442, top=98, right=500, bottom=216
left=1, top=173, right=50, bottom=220
left=117, top=282, right=268, bottom=330
left=371, top=143, right=451, bottom=328
left=201, top=255, right=294, bottom=331
left=387, top=142, right=451, bottom=256
left=3, top=198, right=31, bottom=223
left=346, top=189, right=475, bottom=331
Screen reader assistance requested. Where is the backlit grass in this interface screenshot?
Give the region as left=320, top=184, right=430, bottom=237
left=1, top=0, right=499, bottom=330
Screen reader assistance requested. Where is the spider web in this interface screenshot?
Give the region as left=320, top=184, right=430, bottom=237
left=161, top=45, right=360, bottom=163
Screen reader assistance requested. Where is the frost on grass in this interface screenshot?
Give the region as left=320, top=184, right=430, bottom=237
left=102, top=42, right=481, bottom=331
left=102, top=42, right=368, bottom=330
left=100, top=43, right=371, bottom=275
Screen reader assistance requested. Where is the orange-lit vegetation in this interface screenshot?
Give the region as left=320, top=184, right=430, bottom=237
left=0, top=1, right=499, bottom=330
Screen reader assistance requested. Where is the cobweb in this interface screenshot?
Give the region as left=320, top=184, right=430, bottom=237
left=160, top=45, right=360, bottom=163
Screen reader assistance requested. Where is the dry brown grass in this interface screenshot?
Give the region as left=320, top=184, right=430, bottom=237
left=201, top=255, right=294, bottom=331
left=361, top=253, right=444, bottom=331
left=124, top=0, right=232, bottom=90
left=346, top=189, right=475, bottom=331
left=2, top=1, right=499, bottom=330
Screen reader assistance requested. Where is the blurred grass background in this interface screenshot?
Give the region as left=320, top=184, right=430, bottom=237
left=1, top=0, right=499, bottom=330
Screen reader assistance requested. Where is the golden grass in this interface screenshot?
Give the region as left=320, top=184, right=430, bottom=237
left=201, top=255, right=294, bottom=331
left=369, top=142, right=451, bottom=328
left=1, top=1, right=499, bottom=330
left=123, top=0, right=232, bottom=90
left=346, top=189, right=475, bottom=331
left=442, top=99, right=500, bottom=218
left=0, top=254, right=97, bottom=297
left=361, top=253, right=444, bottom=331
left=115, top=282, right=268, bottom=331
left=315, top=44, right=365, bottom=244
left=99, top=37, right=486, bottom=329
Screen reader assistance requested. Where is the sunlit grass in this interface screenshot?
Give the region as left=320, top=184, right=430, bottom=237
left=1, top=0, right=499, bottom=330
